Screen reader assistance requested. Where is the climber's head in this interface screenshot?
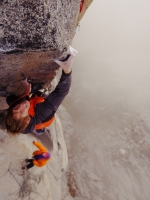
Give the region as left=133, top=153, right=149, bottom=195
left=5, top=101, right=30, bottom=134
left=12, top=100, right=30, bottom=119
left=42, top=152, right=51, bottom=159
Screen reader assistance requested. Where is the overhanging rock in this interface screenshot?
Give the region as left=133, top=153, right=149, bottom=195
left=0, top=0, right=93, bottom=109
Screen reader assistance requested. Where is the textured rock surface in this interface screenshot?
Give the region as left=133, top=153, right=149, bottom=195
left=0, top=1, right=93, bottom=199
left=0, top=113, right=68, bottom=200
left=0, top=0, right=79, bottom=109
left=0, top=0, right=92, bottom=109
left=0, top=0, right=79, bottom=51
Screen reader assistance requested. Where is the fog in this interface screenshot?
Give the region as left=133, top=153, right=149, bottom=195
left=61, top=0, right=150, bottom=199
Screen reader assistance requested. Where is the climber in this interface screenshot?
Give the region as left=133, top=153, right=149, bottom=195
left=23, top=141, right=51, bottom=169
left=5, top=46, right=78, bottom=135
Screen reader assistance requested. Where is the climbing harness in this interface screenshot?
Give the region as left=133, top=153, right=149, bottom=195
left=28, top=95, right=55, bottom=131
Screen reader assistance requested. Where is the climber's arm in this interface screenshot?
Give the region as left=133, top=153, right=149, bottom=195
left=32, top=46, right=78, bottom=123
left=33, top=141, right=48, bottom=152
left=55, top=46, right=78, bottom=74
left=45, top=46, right=78, bottom=110
left=22, top=78, right=31, bottom=95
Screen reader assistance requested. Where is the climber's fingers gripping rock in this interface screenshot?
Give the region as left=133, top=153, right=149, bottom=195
left=22, top=78, right=31, bottom=95
left=54, top=46, right=78, bottom=74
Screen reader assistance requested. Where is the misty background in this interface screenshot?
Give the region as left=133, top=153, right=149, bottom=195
left=61, top=0, right=150, bottom=199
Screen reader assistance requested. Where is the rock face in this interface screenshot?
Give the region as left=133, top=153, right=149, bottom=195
left=0, top=0, right=93, bottom=109
left=0, top=0, right=79, bottom=105
left=0, top=113, right=68, bottom=200
left=0, top=1, right=93, bottom=199
left=0, top=0, right=78, bottom=51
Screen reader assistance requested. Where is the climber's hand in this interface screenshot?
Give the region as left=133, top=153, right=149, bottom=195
left=54, top=46, right=78, bottom=74
left=22, top=78, right=31, bottom=95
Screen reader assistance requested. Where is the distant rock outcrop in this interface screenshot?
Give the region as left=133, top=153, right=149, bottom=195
left=0, top=0, right=93, bottom=109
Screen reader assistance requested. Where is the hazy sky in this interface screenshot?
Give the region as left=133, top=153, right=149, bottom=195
left=64, top=0, right=150, bottom=127
left=62, top=1, right=150, bottom=199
